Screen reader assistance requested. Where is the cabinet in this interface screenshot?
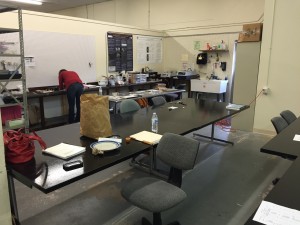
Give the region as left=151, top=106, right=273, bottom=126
left=191, top=79, right=228, bottom=93
left=0, top=6, right=28, bottom=132
left=190, top=79, right=228, bottom=102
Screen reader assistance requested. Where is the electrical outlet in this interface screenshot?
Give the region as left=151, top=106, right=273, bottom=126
left=263, top=86, right=269, bottom=95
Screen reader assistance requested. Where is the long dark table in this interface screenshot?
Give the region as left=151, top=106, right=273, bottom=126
left=6, top=98, right=248, bottom=223
left=245, top=117, right=300, bottom=224
left=27, top=81, right=162, bottom=129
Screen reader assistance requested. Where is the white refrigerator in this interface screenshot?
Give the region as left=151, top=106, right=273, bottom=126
left=0, top=112, right=12, bottom=225
left=231, top=41, right=261, bottom=131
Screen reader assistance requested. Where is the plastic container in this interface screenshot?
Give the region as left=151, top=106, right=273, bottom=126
left=98, top=86, right=102, bottom=95
left=151, top=112, right=158, bottom=133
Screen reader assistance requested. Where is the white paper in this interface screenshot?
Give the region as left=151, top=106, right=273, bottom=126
left=168, top=106, right=178, bottom=110
left=253, top=201, right=300, bottom=225
left=130, top=131, right=162, bottom=145
left=43, top=143, right=85, bottom=159
left=98, top=137, right=122, bottom=143
left=293, top=134, right=300, bottom=141
left=137, top=36, right=162, bottom=64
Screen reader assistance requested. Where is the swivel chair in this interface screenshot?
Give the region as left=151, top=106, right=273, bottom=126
left=271, top=116, right=288, bottom=134
left=119, top=99, right=140, bottom=113
left=151, top=96, right=167, bottom=106
left=121, top=133, right=200, bottom=225
left=280, top=110, right=297, bottom=125
left=164, top=84, right=186, bottom=101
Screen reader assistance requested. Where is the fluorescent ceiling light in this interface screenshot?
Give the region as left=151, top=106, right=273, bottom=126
left=13, top=0, right=43, bottom=5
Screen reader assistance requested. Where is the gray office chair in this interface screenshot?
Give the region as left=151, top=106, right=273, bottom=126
left=151, top=96, right=167, bottom=106
left=121, top=133, right=200, bottom=225
left=280, top=110, right=297, bottom=125
left=165, top=84, right=186, bottom=101
left=271, top=116, right=288, bottom=134
left=119, top=99, right=140, bottom=113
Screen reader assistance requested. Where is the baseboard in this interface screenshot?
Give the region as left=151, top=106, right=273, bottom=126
left=253, top=128, right=276, bottom=136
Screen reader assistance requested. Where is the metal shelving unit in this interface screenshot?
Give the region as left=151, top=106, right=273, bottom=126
left=0, top=5, right=28, bottom=133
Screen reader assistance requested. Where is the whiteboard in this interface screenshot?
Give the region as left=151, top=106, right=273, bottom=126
left=0, top=30, right=97, bottom=88
left=24, top=30, right=96, bottom=87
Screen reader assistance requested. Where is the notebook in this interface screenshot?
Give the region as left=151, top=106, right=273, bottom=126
left=43, top=143, right=86, bottom=160
left=130, top=131, right=162, bottom=145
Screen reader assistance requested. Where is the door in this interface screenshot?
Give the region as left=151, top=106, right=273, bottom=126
left=231, top=42, right=261, bottom=131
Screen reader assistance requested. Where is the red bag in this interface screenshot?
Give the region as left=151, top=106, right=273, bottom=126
left=3, top=129, right=47, bottom=164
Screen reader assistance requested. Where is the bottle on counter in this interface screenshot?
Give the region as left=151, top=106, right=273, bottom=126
left=151, top=112, right=158, bottom=133
left=98, top=86, right=102, bottom=95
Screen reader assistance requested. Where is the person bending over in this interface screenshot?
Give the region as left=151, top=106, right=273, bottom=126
left=58, top=69, right=84, bottom=123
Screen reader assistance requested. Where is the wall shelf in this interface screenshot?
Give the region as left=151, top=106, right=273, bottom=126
left=199, top=49, right=229, bottom=52
left=0, top=5, right=28, bottom=133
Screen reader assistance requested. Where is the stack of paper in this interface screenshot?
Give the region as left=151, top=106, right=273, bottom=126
left=226, top=103, right=246, bottom=111
left=43, top=143, right=85, bottom=160
left=130, top=131, right=162, bottom=145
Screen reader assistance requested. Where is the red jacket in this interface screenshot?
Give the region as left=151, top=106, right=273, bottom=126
left=58, top=71, right=83, bottom=90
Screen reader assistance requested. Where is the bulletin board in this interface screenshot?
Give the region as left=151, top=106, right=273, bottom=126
left=136, top=35, right=162, bottom=64
left=107, top=32, right=133, bottom=72
left=0, top=30, right=97, bottom=88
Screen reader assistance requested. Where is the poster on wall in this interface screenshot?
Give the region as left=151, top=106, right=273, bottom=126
left=107, top=32, right=133, bottom=72
left=137, top=36, right=162, bottom=64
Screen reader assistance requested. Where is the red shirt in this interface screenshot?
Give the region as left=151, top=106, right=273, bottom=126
left=58, top=71, right=83, bottom=90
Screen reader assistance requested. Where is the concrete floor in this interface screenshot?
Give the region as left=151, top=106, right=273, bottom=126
left=15, top=125, right=292, bottom=225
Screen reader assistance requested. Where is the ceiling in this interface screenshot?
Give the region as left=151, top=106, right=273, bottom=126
left=0, top=0, right=111, bottom=13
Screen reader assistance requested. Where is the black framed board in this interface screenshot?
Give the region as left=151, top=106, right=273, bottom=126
left=107, top=32, right=133, bottom=72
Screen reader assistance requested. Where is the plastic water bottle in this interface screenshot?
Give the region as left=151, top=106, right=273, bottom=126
left=151, top=112, right=158, bottom=133
left=98, top=86, right=102, bottom=95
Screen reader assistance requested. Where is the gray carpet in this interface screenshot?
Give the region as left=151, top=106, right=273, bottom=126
left=17, top=128, right=292, bottom=225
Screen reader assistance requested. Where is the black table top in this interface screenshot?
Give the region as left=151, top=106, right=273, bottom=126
left=7, top=98, right=247, bottom=194
left=261, top=117, right=300, bottom=160
left=26, top=81, right=162, bottom=99
left=245, top=118, right=300, bottom=224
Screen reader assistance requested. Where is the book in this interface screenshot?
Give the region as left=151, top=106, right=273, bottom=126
left=226, top=103, right=246, bottom=111
left=130, top=131, right=162, bottom=145
left=43, top=143, right=86, bottom=160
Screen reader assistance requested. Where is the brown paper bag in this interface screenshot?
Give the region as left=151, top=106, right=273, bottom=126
left=80, top=94, right=112, bottom=139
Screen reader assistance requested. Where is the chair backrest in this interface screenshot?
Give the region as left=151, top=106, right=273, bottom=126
left=271, top=116, right=289, bottom=134
left=151, top=96, right=167, bottom=106
left=176, top=84, right=186, bottom=90
left=120, top=99, right=140, bottom=113
left=280, top=110, right=297, bottom=125
left=157, top=133, right=200, bottom=170
left=156, top=133, right=200, bottom=187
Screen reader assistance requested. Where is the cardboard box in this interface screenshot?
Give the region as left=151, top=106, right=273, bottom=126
left=238, top=23, right=263, bottom=42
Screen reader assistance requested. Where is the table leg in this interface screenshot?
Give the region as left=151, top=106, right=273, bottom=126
left=193, top=123, right=234, bottom=145
left=7, top=172, right=19, bottom=222
left=39, top=97, right=45, bottom=128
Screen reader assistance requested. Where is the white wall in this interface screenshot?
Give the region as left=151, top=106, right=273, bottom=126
left=254, top=0, right=300, bottom=133
left=0, top=10, right=164, bottom=82
left=54, top=0, right=265, bottom=31
left=0, top=0, right=274, bottom=131
left=0, top=10, right=164, bottom=118
left=53, top=0, right=264, bottom=104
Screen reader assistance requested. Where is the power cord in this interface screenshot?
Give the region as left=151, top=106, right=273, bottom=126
left=216, top=89, right=264, bottom=132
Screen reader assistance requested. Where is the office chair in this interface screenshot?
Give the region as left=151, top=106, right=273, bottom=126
left=271, top=116, right=288, bottom=134
left=165, top=84, right=186, bottom=101
left=280, top=110, right=297, bottom=125
left=151, top=96, right=167, bottom=106
left=119, top=99, right=141, bottom=113
left=121, top=133, right=200, bottom=225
